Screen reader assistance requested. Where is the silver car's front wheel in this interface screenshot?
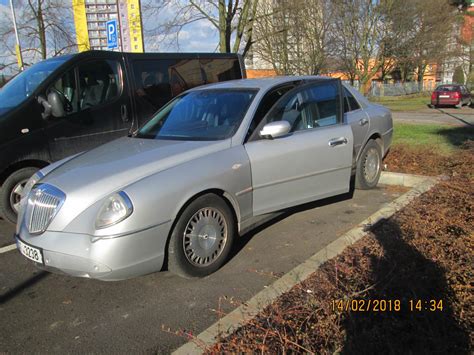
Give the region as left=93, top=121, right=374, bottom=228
left=183, top=207, right=228, bottom=267
left=168, top=194, right=235, bottom=278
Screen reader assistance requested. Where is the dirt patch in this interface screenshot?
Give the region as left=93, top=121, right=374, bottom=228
left=206, top=146, right=473, bottom=353
left=384, top=141, right=474, bottom=177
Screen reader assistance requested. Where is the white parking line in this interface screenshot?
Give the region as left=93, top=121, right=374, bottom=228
left=0, top=244, right=17, bottom=254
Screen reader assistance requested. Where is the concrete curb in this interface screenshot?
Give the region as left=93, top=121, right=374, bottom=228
left=173, top=172, right=439, bottom=354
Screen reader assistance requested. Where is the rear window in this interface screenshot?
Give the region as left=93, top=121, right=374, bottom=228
left=435, top=85, right=459, bottom=92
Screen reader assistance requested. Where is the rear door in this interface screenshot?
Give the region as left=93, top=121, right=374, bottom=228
left=46, top=54, right=133, bottom=160
left=344, top=86, right=370, bottom=159
left=244, top=80, right=353, bottom=216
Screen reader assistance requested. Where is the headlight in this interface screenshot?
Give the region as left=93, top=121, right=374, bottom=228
left=95, top=191, right=133, bottom=229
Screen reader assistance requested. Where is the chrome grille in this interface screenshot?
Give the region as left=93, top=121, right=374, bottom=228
left=25, top=184, right=65, bottom=234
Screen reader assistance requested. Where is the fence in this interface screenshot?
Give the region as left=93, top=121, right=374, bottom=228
left=369, top=81, right=436, bottom=97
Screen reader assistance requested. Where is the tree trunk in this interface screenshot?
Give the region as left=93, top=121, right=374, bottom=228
left=218, top=0, right=227, bottom=53
left=37, top=0, right=47, bottom=59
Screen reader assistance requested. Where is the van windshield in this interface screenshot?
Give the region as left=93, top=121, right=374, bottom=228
left=136, top=89, right=256, bottom=141
left=0, top=57, right=68, bottom=116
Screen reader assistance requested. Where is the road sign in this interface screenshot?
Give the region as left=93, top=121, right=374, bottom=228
left=106, top=19, right=118, bottom=49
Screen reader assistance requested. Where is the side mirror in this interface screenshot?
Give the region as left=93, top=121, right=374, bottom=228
left=47, top=91, right=65, bottom=118
left=37, top=95, right=51, bottom=119
left=259, top=121, right=291, bottom=139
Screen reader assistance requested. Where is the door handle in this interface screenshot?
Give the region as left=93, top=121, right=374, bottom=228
left=359, top=117, right=369, bottom=126
left=121, top=104, right=129, bottom=122
left=328, top=137, right=348, bottom=147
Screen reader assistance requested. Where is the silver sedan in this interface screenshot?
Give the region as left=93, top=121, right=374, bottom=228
left=15, top=77, right=393, bottom=280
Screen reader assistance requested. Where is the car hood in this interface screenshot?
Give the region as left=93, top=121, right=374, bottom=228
left=43, top=137, right=231, bottom=203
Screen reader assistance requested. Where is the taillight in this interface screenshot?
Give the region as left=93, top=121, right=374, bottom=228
left=453, top=92, right=461, bottom=99
left=431, top=92, right=437, bottom=100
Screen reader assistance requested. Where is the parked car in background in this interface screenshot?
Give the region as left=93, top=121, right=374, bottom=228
left=0, top=50, right=245, bottom=224
left=431, top=84, right=471, bottom=108
left=15, top=76, right=393, bottom=281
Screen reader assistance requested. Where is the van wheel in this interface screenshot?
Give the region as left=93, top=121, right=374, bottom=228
left=0, top=167, right=39, bottom=224
left=168, top=194, right=235, bottom=278
left=355, top=140, right=382, bottom=190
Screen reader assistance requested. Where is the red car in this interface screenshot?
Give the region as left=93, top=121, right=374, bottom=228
left=431, top=84, right=472, bottom=108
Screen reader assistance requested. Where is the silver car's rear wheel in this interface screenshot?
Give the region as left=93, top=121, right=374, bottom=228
left=363, top=147, right=380, bottom=184
left=355, top=139, right=382, bottom=190
left=183, top=207, right=228, bottom=267
left=168, top=194, right=235, bottom=278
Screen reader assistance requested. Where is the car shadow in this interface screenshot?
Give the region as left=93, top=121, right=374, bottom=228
left=0, top=271, right=49, bottom=304
left=435, top=107, right=474, bottom=126
left=436, top=125, right=474, bottom=149
left=341, top=218, right=470, bottom=353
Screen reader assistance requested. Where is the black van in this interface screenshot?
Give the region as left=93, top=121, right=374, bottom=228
left=0, top=50, right=245, bottom=223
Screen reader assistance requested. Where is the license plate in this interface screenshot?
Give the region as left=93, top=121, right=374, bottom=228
left=17, top=238, right=43, bottom=264
left=439, top=95, right=449, bottom=98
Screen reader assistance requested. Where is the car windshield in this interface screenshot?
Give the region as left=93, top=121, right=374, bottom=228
left=0, top=57, right=68, bottom=116
left=136, top=89, right=257, bottom=141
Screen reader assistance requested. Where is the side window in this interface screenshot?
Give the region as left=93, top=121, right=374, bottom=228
left=168, top=59, right=203, bottom=96
left=266, top=81, right=341, bottom=132
left=133, top=59, right=174, bottom=112
left=78, top=60, right=120, bottom=110
left=246, top=85, right=295, bottom=140
left=344, top=87, right=361, bottom=112
left=50, top=70, right=78, bottom=114
left=200, top=58, right=242, bottom=83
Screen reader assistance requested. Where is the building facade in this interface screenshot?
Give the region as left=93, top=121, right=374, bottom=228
left=72, top=0, right=144, bottom=52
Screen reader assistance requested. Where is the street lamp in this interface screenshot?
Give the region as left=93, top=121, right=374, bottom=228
left=9, top=0, right=24, bottom=71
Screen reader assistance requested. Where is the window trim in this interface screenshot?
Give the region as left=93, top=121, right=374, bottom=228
left=343, top=86, right=362, bottom=113
left=243, top=82, right=302, bottom=143
left=247, top=79, right=343, bottom=143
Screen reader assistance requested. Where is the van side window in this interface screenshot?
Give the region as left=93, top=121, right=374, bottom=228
left=132, top=58, right=202, bottom=122
left=200, top=58, right=242, bottom=83
left=77, top=60, right=121, bottom=110
left=133, top=59, right=174, bottom=112
left=51, top=70, right=78, bottom=114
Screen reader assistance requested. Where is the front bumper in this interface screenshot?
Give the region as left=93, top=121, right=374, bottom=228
left=15, top=221, right=171, bottom=281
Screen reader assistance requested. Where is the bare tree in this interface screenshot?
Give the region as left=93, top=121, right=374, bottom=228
left=143, top=0, right=258, bottom=55
left=250, top=0, right=333, bottom=75
left=0, top=0, right=76, bottom=71
left=331, top=0, right=393, bottom=93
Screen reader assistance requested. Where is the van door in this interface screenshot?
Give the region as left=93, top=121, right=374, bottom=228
left=46, top=57, right=133, bottom=161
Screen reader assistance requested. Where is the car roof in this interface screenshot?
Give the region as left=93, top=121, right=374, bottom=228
left=189, top=75, right=333, bottom=91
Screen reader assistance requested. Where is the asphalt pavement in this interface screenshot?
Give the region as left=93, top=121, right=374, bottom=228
left=0, top=186, right=403, bottom=353
left=392, top=106, right=474, bottom=126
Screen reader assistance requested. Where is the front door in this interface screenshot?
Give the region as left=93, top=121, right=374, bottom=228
left=244, top=80, right=353, bottom=216
left=46, top=56, right=133, bottom=161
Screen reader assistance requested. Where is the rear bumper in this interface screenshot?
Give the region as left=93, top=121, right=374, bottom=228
left=431, top=98, right=460, bottom=106
left=15, top=221, right=171, bottom=281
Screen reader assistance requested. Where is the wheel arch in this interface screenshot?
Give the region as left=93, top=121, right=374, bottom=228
left=357, top=132, right=383, bottom=162
left=0, top=159, right=50, bottom=186
left=162, top=188, right=241, bottom=271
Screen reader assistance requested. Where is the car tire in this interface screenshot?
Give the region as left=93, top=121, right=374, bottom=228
left=455, top=102, right=462, bottom=109
left=355, top=140, right=382, bottom=190
left=168, top=194, right=236, bottom=278
left=0, top=167, right=39, bottom=224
